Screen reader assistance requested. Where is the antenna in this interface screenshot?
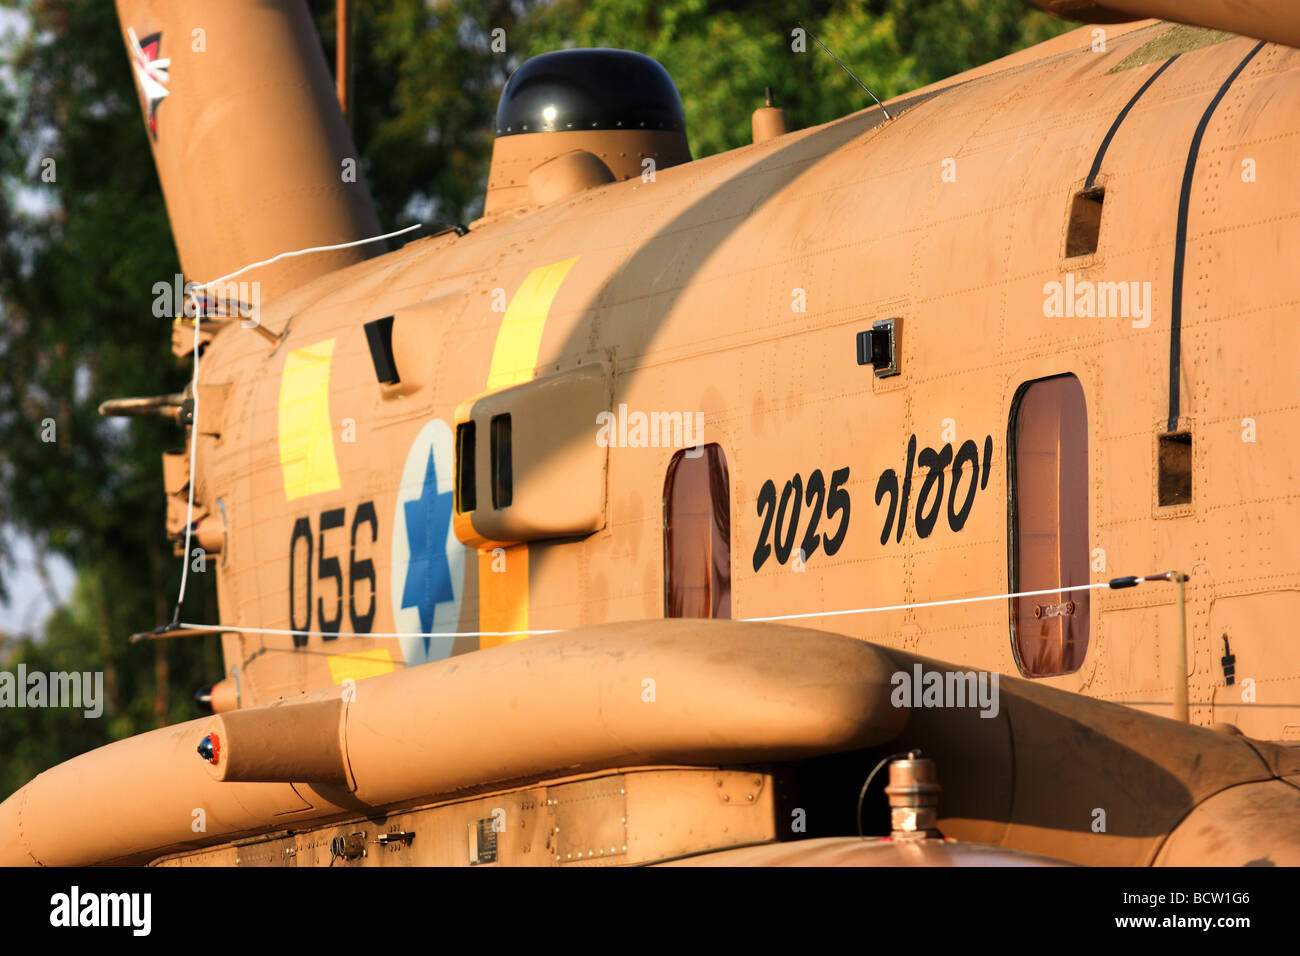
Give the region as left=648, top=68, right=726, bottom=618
left=798, top=21, right=892, bottom=120
left=336, top=0, right=351, bottom=125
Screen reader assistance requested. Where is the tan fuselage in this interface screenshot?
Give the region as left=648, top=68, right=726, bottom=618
left=10, top=4, right=1297, bottom=869
left=184, top=23, right=1300, bottom=744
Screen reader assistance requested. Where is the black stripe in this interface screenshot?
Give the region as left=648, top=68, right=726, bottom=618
left=1085, top=56, right=1180, bottom=191
left=1168, top=41, right=1266, bottom=434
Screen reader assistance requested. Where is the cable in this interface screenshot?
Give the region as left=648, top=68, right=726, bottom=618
left=740, top=579, right=1113, bottom=624
left=173, top=574, right=1174, bottom=642
left=188, top=223, right=423, bottom=293
left=179, top=623, right=561, bottom=639
left=169, top=223, right=426, bottom=623
left=169, top=294, right=204, bottom=625
left=856, top=749, right=916, bottom=838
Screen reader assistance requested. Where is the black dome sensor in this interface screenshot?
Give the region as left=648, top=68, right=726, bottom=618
left=495, top=48, right=686, bottom=136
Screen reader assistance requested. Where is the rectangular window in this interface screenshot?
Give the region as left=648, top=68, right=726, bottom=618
left=1009, top=375, right=1089, bottom=677
left=491, top=414, right=512, bottom=509
left=664, top=445, right=731, bottom=619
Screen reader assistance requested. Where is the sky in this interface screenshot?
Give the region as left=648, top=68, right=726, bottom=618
left=0, top=7, right=74, bottom=640
left=0, top=530, right=75, bottom=638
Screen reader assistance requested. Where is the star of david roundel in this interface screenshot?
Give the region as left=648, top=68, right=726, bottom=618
left=390, top=419, right=468, bottom=665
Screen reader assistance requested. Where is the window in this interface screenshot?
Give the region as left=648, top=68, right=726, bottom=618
left=1009, top=375, right=1089, bottom=677
left=663, top=444, right=731, bottom=619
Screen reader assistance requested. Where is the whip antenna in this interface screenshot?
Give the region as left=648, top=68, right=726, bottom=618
left=799, top=21, right=892, bottom=120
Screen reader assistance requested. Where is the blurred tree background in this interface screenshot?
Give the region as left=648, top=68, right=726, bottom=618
left=0, top=0, right=1070, bottom=799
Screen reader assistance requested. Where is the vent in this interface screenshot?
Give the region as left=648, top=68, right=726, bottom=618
left=1065, top=187, right=1104, bottom=258
left=454, top=365, right=608, bottom=546
left=363, top=316, right=398, bottom=384
left=1158, top=431, right=1192, bottom=507
left=456, top=421, right=477, bottom=513
left=491, top=414, right=513, bottom=509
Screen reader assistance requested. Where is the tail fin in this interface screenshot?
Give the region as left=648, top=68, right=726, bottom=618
left=116, top=0, right=382, bottom=301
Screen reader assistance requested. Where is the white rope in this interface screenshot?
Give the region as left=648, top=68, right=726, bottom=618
left=171, top=296, right=203, bottom=622
left=170, top=224, right=424, bottom=621
left=178, top=577, right=1141, bottom=641
left=181, top=623, right=562, bottom=639
left=189, top=223, right=423, bottom=292
left=159, top=230, right=1166, bottom=638
left=739, top=579, right=1114, bottom=624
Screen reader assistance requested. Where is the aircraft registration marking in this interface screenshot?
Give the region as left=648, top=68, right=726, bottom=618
left=287, top=502, right=379, bottom=645
left=753, top=467, right=852, bottom=572
left=874, top=435, right=993, bottom=545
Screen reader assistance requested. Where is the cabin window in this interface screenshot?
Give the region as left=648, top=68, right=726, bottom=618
left=1009, top=374, right=1089, bottom=677
left=664, top=444, right=731, bottom=619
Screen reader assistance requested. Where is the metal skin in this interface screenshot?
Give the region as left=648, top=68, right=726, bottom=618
left=5, top=1, right=1300, bottom=866
left=114, top=0, right=382, bottom=301
left=1030, top=1, right=1300, bottom=50
left=6, top=624, right=1300, bottom=866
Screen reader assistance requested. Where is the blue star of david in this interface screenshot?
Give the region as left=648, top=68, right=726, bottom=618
left=401, top=449, right=455, bottom=652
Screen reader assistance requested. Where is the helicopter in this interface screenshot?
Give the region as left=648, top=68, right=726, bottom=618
left=3, top=0, right=1300, bottom=867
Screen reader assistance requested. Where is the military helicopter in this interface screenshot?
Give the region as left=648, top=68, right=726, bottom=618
left=4, top=0, right=1300, bottom=867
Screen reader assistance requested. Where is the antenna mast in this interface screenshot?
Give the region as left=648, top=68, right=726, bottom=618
left=336, top=0, right=351, bottom=123
left=799, top=21, right=892, bottom=120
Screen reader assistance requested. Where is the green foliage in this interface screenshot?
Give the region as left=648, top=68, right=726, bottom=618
left=0, top=0, right=218, bottom=800
left=330, top=0, right=1072, bottom=221
left=325, top=0, right=534, bottom=224
left=0, top=0, right=1069, bottom=799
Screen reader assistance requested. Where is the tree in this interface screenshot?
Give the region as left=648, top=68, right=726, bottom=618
left=330, top=0, right=1072, bottom=220
left=0, top=0, right=217, bottom=800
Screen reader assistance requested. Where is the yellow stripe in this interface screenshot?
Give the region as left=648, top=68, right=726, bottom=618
left=326, top=648, right=395, bottom=684
left=478, top=256, right=579, bottom=644
left=486, top=257, right=579, bottom=390
left=278, top=338, right=341, bottom=501
left=477, top=546, right=530, bottom=648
